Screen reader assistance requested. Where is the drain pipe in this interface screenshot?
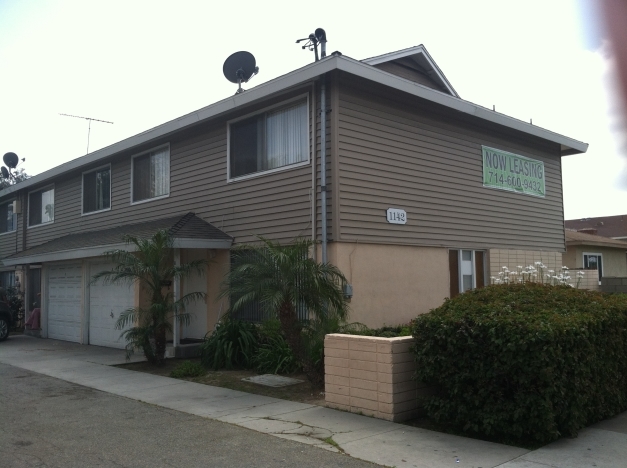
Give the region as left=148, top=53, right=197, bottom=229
left=320, top=77, right=327, bottom=264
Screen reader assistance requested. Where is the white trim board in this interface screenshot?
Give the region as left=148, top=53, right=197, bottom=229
left=1, top=238, right=232, bottom=266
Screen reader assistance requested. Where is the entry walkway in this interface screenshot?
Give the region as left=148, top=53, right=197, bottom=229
left=1, top=335, right=625, bottom=468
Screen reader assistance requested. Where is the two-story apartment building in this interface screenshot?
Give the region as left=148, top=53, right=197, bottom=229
left=0, top=45, right=588, bottom=350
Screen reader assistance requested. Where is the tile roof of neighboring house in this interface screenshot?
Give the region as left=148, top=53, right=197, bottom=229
left=565, top=229, right=627, bottom=249
left=2, top=213, right=232, bottom=265
left=564, top=215, right=627, bottom=239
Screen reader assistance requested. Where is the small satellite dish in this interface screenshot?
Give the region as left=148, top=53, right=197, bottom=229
left=314, top=28, right=326, bottom=42
left=223, top=51, right=259, bottom=94
left=1, top=167, right=9, bottom=179
left=3, top=152, right=19, bottom=169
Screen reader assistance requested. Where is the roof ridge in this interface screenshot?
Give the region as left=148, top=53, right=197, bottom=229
left=168, top=212, right=196, bottom=236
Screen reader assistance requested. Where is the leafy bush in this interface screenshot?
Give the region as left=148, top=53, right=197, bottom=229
left=256, top=334, right=300, bottom=374
left=412, top=283, right=627, bottom=444
left=170, top=360, right=206, bottom=378
left=340, top=323, right=412, bottom=338
left=255, top=319, right=300, bottom=374
left=200, top=319, right=258, bottom=370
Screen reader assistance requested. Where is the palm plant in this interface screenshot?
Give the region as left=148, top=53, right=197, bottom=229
left=92, top=229, right=207, bottom=364
left=220, top=237, right=349, bottom=374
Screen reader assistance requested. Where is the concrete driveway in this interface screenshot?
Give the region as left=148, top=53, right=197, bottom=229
left=1, top=335, right=626, bottom=468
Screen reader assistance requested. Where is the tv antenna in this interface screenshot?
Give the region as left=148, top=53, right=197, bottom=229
left=59, top=113, right=114, bottom=154
left=296, top=28, right=327, bottom=62
left=223, top=51, right=259, bottom=95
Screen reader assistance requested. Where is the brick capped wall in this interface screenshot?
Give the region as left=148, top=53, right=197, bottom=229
left=324, top=334, right=435, bottom=422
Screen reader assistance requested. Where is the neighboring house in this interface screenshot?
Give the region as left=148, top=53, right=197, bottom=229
left=563, top=229, right=627, bottom=288
left=565, top=215, right=627, bottom=240
left=0, top=44, right=588, bottom=350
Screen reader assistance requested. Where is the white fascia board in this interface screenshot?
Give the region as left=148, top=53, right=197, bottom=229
left=172, top=238, right=232, bottom=249
left=1, top=238, right=232, bottom=266
left=0, top=57, right=340, bottom=199
left=362, top=45, right=427, bottom=65
left=1, top=243, right=130, bottom=266
left=362, top=45, right=459, bottom=98
left=337, top=56, right=589, bottom=155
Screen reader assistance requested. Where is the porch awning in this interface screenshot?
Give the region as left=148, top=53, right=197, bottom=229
left=1, top=212, right=232, bottom=266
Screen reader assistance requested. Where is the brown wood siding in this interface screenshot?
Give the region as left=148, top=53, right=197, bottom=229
left=21, top=89, right=317, bottom=250
left=374, top=60, right=447, bottom=93
left=337, top=73, right=565, bottom=252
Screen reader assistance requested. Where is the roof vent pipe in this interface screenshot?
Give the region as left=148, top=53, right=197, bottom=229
left=315, top=28, right=327, bottom=58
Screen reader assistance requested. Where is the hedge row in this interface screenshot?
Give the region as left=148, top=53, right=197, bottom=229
left=411, top=283, right=627, bottom=444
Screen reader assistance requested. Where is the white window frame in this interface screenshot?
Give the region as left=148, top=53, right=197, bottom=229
left=583, top=252, right=603, bottom=285
left=27, top=184, right=55, bottom=229
left=0, top=199, right=17, bottom=236
left=227, top=93, right=311, bottom=183
left=81, top=163, right=112, bottom=216
left=130, top=144, right=170, bottom=206
left=459, top=249, right=476, bottom=293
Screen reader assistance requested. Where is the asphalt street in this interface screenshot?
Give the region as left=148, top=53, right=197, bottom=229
left=0, top=363, right=377, bottom=468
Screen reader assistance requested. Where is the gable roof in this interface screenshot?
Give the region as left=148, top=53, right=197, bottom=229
left=362, top=45, right=459, bottom=97
left=1, top=212, right=232, bottom=266
left=565, top=229, right=627, bottom=249
left=565, top=215, right=627, bottom=239
left=0, top=50, right=588, bottom=200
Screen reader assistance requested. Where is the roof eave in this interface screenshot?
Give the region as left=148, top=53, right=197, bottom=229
left=1, top=53, right=588, bottom=198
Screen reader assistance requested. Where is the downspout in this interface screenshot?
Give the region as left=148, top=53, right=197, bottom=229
left=319, top=33, right=328, bottom=264
left=320, top=77, right=327, bottom=264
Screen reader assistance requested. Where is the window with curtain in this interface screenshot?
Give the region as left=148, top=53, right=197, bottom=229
left=132, top=147, right=170, bottom=202
left=230, top=98, right=308, bottom=179
left=0, top=202, right=15, bottom=233
left=83, top=166, right=111, bottom=214
left=28, top=187, right=54, bottom=226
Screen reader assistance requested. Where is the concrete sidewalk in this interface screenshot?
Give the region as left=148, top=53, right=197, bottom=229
left=1, top=335, right=625, bottom=468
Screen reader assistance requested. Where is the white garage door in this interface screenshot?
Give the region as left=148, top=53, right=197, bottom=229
left=89, top=263, right=135, bottom=349
left=48, top=264, right=83, bottom=342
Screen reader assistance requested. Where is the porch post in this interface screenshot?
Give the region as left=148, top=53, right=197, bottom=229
left=173, top=248, right=181, bottom=349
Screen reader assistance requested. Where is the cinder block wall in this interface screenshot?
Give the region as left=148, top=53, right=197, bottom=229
left=325, top=334, right=433, bottom=422
left=601, top=277, right=627, bottom=293
left=488, top=249, right=562, bottom=279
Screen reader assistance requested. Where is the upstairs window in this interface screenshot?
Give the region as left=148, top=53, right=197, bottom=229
left=28, top=187, right=54, bottom=227
left=132, top=146, right=170, bottom=203
left=0, top=201, right=16, bottom=233
left=83, top=166, right=111, bottom=214
left=229, top=98, right=309, bottom=179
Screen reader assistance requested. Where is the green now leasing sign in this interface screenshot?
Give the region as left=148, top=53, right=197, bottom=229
left=482, top=146, right=545, bottom=197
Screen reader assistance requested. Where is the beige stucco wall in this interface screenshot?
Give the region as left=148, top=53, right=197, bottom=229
left=325, top=242, right=449, bottom=328
left=488, top=249, right=563, bottom=280
left=206, top=249, right=230, bottom=332
left=563, top=246, right=627, bottom=277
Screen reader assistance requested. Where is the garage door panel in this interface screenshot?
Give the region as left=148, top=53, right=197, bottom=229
left=89, top=263, right=135, bottom=349
left=47, top=264, right=82, bottom=343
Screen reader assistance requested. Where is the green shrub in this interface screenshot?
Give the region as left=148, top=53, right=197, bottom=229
left=340, top=323, right=412, bottom=338
left=254, top=319, right=301, bottom=374
left=255, top=334, right=301, bottom=374
left=412, top=283, right=627, bottom=444
left=200, top=319, right=258, bottom=370
left=170, top=360, right=206, bottom=378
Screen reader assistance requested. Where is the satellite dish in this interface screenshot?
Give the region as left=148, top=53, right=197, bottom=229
left=1, top=167, right=9, bottom=179
left=3, top=152, right=19, bottom=169
left=223, top=51, right=259, bottom=94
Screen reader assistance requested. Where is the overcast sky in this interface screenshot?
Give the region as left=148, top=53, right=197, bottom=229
left=0, top=0, right=625, bottom=220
